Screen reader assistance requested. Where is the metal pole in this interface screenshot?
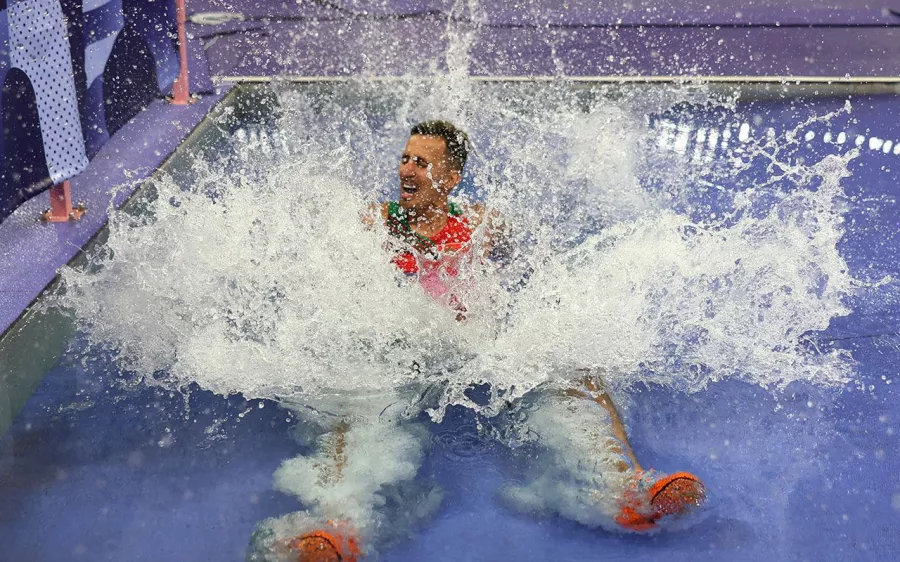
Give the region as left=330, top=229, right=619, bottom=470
left=42, top=181, right=86, bottom=222
left=171, top=0, right=192, bottom=105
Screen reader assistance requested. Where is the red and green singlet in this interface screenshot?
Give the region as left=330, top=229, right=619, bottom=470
left=386, top=201, right=473, bottom=275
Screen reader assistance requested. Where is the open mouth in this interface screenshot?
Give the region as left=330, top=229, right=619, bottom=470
left=401, top=184, right=418, bottom=200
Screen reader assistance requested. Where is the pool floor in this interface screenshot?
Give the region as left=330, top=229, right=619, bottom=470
left=1, top=335, right=897, bottom=561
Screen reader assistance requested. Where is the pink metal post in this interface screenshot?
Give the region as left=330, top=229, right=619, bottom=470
left=42, top=180, right=86, bottom=222
left=171, top=0, right=192, bottom=105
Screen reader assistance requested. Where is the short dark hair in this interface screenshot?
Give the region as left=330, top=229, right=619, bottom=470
left=410, top=120, right=471, bottom=172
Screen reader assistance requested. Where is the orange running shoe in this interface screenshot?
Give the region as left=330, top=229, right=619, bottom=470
left=615, top=470, right=706, bottom=531
left=283, top=524, right=361, bottom=562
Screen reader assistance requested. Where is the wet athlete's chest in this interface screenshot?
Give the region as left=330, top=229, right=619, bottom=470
left=387, top=204, right=473, bottom=274
left=426, top=216, right=472, bottom=250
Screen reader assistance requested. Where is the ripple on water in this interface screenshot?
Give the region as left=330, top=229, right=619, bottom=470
left=432, top=423, right=491, bottom=464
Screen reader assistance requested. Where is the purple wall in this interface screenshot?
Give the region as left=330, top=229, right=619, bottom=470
left=185, top=1, right=900, bottom=78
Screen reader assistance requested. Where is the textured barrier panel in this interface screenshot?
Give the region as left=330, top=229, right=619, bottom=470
left=7, top=0, right=88, bottom=183
left=0, top=0, right=187, bottom=224
left=0, top=1, right=88, bottom=221
left=81, top=0, right=126, bottom=156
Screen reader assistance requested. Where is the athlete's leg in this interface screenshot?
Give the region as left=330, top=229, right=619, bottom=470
left=248, top=389, right=438, bottom=561
left=503, top=375, right=706, bottom=532
left=568, top=373, right=642, bottom=471
left=501, top=386, right=632, bottom=528
left=568, top=373, right=706, bottom=530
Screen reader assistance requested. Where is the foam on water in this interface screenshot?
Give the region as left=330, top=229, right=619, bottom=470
left=480, top=153, right=855, bottom=396
left=58, top=80, right=857, bottom=422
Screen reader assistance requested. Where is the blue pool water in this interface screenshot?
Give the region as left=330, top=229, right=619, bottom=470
left=1, top=86, right=898, bottom=561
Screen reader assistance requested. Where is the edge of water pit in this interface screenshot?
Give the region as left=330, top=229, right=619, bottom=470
left=0, top=87, right=240, bottom=437
left=213, top=76, right=900, bottom=103
left=215, top=75, right=900, bottom=84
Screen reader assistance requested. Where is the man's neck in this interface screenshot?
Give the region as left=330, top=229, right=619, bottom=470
left=408, top=200, right=449, bottom=225
left=406, top=200, right=450, bottom=235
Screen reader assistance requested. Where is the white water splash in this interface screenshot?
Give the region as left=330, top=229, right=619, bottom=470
left=59, top=81, right=856, bottom=422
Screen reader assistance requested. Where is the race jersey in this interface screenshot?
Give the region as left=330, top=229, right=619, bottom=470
left=386, top=201, right=474, bottom=311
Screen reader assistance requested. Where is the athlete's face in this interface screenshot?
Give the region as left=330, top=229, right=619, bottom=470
left=399, top=135, right=461, bottom=212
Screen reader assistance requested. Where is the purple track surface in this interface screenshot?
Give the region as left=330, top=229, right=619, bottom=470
left=0, top=91, right=229, bottom=339
left=203, top=21, right=900, bottom=78
left=188, top=0, right=900, bottom=25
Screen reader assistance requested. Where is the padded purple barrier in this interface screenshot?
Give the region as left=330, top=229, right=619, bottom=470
left=187, top=0, right=900, bottom=25
left=81, top=0, right=126, bottom=156
left=185, top=1, right=900, bottom=79
left=0, top=0, right=188, bottom=224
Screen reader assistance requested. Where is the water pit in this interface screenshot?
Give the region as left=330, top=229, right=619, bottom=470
left=1, top=80, right=898, bottom=561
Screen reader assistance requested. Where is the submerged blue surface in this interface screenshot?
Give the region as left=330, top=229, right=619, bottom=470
left=1, top=92, right=898, bottom=561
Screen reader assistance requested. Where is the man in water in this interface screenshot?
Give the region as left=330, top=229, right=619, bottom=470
left=260, top=121, right=706, bottom=562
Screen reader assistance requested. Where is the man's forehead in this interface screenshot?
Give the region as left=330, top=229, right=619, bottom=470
left=404, top=135, right=449, bottom=158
